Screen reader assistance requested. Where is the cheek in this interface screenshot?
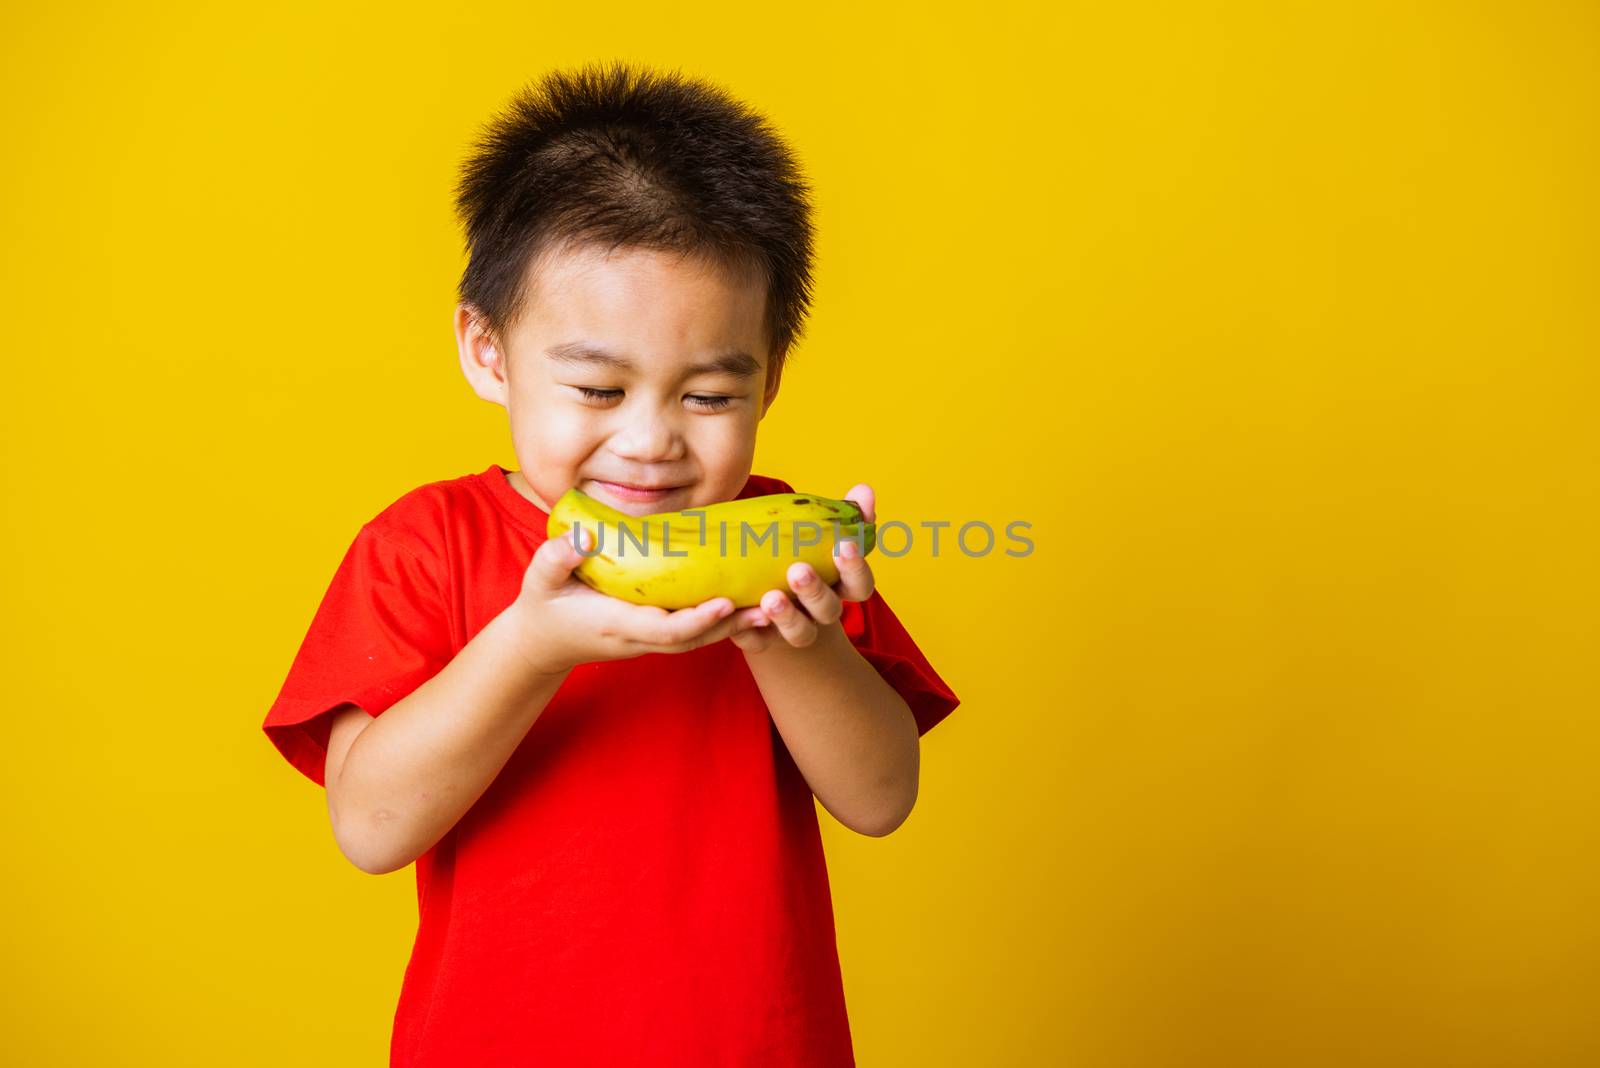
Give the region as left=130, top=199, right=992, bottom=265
left=693, top=414, right=759, bottom=468
left=509, top=394, right=595, bottom=460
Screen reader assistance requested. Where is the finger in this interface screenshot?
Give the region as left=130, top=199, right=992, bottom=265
left=787, top=561, right=842, bottom=626
left=843, top=483, right=875, bottom=525
left=724, top=606, right=773, bottom=636
left=614, top=596, right=735, bottom=648
left=729, top=607, right=775, bottom=649
left=830, top=537, right=876, bottom=602
left=668, top=604, right=771, bottom=653
left=736, top=604, right=774, bottom=629
left=529, top=525, right=593, bottom=589
left=731, top=606, right=774, bottom=650
left=760, top=588, right=820, bottom=648
left=613, top=599, right=767, bottom=654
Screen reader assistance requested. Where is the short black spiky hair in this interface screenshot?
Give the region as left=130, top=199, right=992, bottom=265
left=453, top=61, right=817, bottom=369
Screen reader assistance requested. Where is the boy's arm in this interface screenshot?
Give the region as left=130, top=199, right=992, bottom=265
left=743, top=625, right=921, bottom=838
left=315, top=528, right=763, bottom=875
left=324, top=603, right=569, bottom=875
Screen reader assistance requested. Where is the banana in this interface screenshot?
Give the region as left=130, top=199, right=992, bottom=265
left=546, top=488, right=877, bottom=609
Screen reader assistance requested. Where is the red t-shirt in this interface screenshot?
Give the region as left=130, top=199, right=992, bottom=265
left=261, top=464, right=960, bottom=1067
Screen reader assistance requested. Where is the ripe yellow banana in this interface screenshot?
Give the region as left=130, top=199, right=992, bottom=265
left=546, top=488, right=876, bottom=609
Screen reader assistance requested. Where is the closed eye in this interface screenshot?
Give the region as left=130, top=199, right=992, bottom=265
left=574, top=386, right=735, bottom=411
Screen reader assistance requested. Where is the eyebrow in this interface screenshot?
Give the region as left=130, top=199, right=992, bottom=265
left=545, top=341, right=762, bottom=379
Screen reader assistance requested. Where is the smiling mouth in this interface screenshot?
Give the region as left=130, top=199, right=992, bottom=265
left=589, top=479, right=688, bottom=501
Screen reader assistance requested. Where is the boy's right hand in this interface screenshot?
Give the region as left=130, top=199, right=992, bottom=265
left=509, top=526, right=771, bottom=677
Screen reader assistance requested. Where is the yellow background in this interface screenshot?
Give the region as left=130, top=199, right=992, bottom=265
left=4, top=2, right=1596, bottom=1064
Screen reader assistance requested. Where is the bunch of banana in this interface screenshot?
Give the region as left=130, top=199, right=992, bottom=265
left=546, top=488, right=876, bottom=609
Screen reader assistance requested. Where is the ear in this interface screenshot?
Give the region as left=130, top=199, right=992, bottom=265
left=455, top=303, right=508, bottom=407
left=759, top=350, right=785, bottom=419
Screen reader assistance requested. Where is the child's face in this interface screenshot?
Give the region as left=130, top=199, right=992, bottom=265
left=456, top=241, right=783, bottom=518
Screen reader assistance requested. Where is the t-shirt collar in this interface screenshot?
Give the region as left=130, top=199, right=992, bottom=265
left=479, top=464, right=552, bottom=538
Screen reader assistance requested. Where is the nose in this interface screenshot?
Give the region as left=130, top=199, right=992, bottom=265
left=609, top=404, right=687, bottom=465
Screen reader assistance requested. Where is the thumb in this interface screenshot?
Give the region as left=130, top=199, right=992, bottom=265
left=844, top=483, right=875, bottom=525
left=528, top=524, right=593, bottom=589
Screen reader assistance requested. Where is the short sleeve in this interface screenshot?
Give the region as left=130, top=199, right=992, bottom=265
left=261, top=523, right=455, bottom=788
left=839, top=589, right=961, bottom=737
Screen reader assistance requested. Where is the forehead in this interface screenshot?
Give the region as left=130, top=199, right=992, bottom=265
left=514, top=241, right=769, bottom=366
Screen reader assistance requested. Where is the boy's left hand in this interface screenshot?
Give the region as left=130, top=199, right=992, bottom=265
left=731, top=483, right=876, bottom=653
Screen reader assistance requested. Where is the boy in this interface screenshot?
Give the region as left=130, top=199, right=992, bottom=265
left=262, top=60, right=960, bottom=1066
